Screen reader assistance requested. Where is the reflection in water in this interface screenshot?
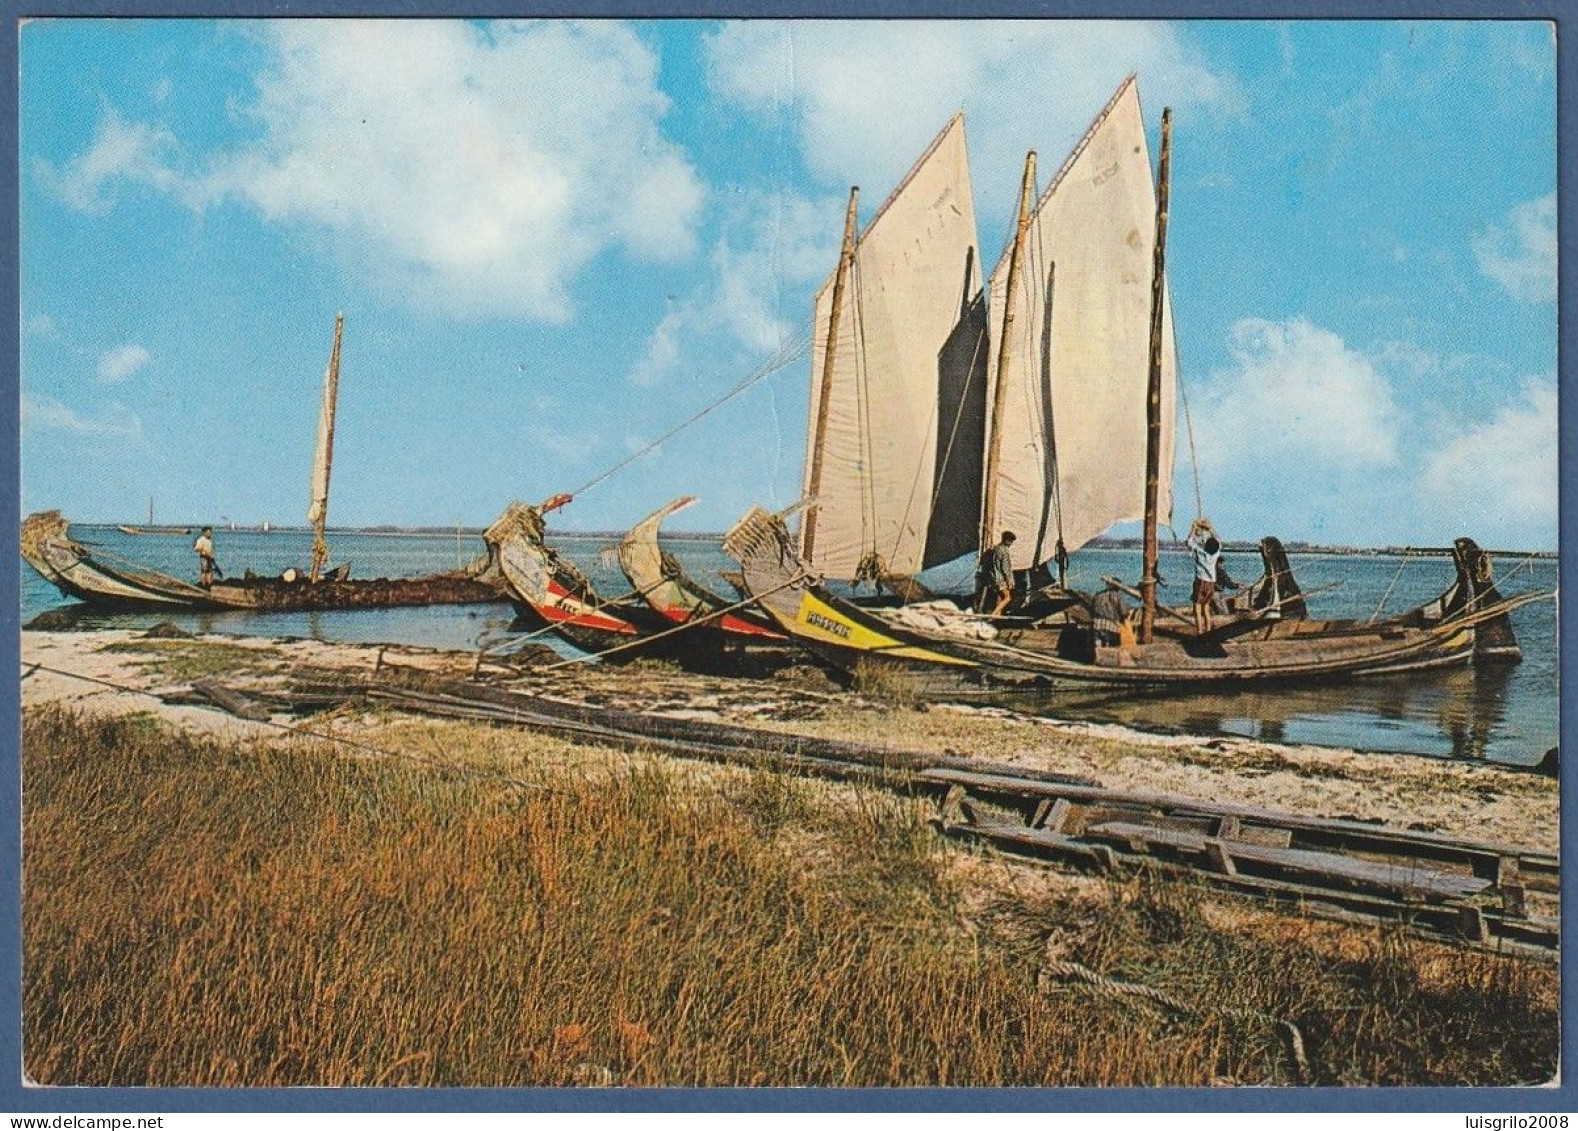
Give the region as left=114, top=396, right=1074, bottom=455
left=992, top=660, right=1520, bottom=764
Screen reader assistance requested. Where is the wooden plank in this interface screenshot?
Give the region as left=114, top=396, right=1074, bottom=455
left=917, top=767, right=1556, bottom=870
left=950, top=819, right=1119, bottom=872
left=190, top=679, right=273, bottom=723
left=1087, top=820, right=1490, bottom=902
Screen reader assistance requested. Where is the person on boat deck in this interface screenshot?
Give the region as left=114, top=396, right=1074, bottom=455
left=194, top=527, right=216, bottom=589
left=1185, top=518, right=1222, bottom=634
left=1090, top=580, right=1132, bottom=647
left=980, top=531, right=1017, bottom=617
left=1210, top=558, right=1244, bottom=616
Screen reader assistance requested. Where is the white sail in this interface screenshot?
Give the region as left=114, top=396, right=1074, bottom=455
left=983, top=76, right=1177, bottom=571
left=307, top=314, right=344, bottom=578
left=802, top=114, right=987, bottom=581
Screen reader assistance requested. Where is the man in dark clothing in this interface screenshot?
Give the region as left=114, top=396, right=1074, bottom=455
left=978, top=531, right=1017, bottom=616
left=1090, top=580, right=1133, bottom=647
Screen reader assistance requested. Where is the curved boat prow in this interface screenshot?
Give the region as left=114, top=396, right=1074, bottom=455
left=22, top=509, right=224, bottom=608
left=617, top=495, right=699, bottom=616
left=621, top=497, right=784, bottom=640
left=1447, top=537, right=1522, bottom=662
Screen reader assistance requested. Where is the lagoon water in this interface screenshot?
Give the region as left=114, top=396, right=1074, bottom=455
left=20, top=524, right=1559, bottom=769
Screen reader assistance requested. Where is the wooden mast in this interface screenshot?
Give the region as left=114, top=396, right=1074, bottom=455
left=1139, top=109, right=1172, bottom=644
left=308, top=312, right=344, bottom=583
left=979, top=150, right=1038, bottom=556
left=801, top=186, right=859, bottom=562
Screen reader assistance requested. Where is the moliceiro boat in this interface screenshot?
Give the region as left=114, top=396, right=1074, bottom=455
left=615, top=496, right=786, bottom=642
left=725, top=77, right=1545, bottom=691
left=484, top=497, right=792, bottom=672
left=21, top=315, right=511, bottom=614
left=21, top=510, right=508, bottom=612
left=726, top=509, right=1536, bottom=690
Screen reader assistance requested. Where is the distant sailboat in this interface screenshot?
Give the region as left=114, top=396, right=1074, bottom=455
left=23, top=315, right=511, bottom=613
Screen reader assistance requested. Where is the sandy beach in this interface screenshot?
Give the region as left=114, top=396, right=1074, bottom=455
left=21, top=626, right=1558, bottom=853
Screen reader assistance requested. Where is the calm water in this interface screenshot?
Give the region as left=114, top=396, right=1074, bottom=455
left=20, top=524, right=1559, bottom=768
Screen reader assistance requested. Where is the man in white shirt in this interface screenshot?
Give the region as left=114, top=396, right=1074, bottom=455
left=1185, top=517, right=1222, bottom=635
left=194, top=526, right=217, bottom=589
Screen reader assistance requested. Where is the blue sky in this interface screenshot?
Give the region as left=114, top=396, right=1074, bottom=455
left=18, top=19, right=1557, bottom=549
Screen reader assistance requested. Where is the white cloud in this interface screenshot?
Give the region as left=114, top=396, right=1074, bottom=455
left=1420, top=377, right=1557, bottom=548
left=46, top=21, right=706, bottom=321
left=96, top=343, right=152, bottom=383
left=527, top=421, right=600, bottom=465
left=628, top=189, right=837, bottom=387
left=25, top=313, right=58, bottom=339
left=22, top=394, right=144, bottom=440
left=1194, top=317, right=1401, bottom=472
left=1472, top=192, right=1556, bottom=303
left=36, top=111, right=183, bottom=213
left=705, top=21, right=1242, bottom=230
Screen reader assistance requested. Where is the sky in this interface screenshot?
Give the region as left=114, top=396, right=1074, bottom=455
left=17, top=19, right=1558, bottom=550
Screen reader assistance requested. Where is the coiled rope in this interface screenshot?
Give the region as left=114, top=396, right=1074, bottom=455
left=1037, top=951, right=1311, bottom=1084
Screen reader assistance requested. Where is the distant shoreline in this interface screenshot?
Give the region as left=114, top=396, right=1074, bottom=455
left=71, top=523, right=1558, bottom=558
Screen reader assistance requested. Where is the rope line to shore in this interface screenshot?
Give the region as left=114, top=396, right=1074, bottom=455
left=531, top=573, right=807, bottom=672
left=475, top=573, right=681, bottom=664
left=566, top=330, right=811, bottom=501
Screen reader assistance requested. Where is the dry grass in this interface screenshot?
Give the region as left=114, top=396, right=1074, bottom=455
left=22, top=706, right=1558, bottom=1088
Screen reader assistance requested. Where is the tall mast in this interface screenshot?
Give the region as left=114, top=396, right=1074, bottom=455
left=308, top=312, right=344, bottom=583
left=148, top=495, right=154, bottom=526
left=980, top=150, right=1037, bottom=554
left=801, top=186, right=859, bottom=562
left=1139, top=109, right=1172, bottom=644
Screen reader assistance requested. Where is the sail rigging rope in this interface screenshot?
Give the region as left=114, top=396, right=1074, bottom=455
left=1368, top=551, right=1413, bottom=623
left=851, top=260, right=880, bottom=572
left=1026, top=195, right=1067, bottom=571
left=1175, top=354, right=1205, bottom=521
left=565, top=329, right=812, bottom=501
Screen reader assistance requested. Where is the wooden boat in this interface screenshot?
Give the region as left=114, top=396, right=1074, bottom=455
left=483, top=497, right=696, bottom=661
left=21, top=316, right=511, bottom=614
left=484, top=498, right=796, bottom=671
left=22, top=510, right=508, bottom=612
left=726, top=78, right=1544, bottom=691
left=116, top=525, right=192, bottom=536
left=726, top=509, right=1538, bottom=690
left=615, top=496, right=786, bottom=643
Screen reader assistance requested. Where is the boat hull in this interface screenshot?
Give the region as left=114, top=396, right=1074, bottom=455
left=617, top=497, right=789, bottom=644
left=724, top=507, right=1523, bottom=693
left=21, top=511, right=509, bottom=613
left=486, top=502, right=795, bottom=672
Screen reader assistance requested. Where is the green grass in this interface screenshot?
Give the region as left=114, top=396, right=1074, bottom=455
left=22, top=706, right=1558, bottom=1087
left=100, top=638, right=281, bottom=681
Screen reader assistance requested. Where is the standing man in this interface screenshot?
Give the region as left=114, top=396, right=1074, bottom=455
left=1185, top=517, right=1222, bottom=635
left=978, top=530, right=1017, bottom=617
left=194, top=526, right=217, bottom=589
